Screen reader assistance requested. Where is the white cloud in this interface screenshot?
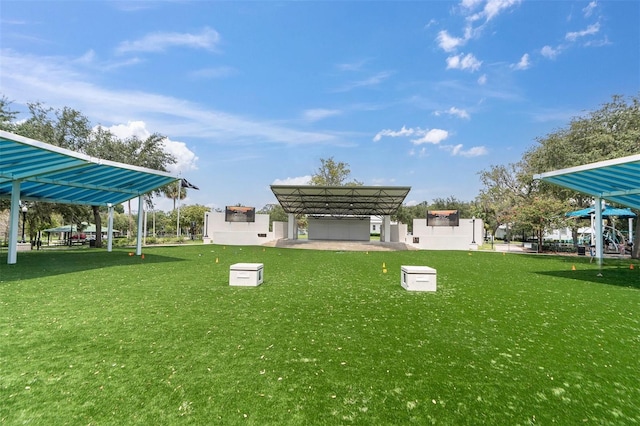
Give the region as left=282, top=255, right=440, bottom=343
left=445, top=144, right=488, bottom=157
left=373, top=125, right=415, bottom=142
left=435, top=107, right=470, bottom=119
left=477, top=74, right=488, bottom=85
left=540, top=45, right=560, bottom=59
left=336, top=59, right=368, bottom=72
left=272, top=175, right=311, bottom=185
left=436, top=30, right=466, bottom=52
left=461, top=0, right=484, bottom=10
left=583, top=1, right=597, bottom=18
left=565, top=23, right=600, bottom=42
left=412, top=128, right=449, bottom=145
left=99, top=121, right=199, bottom=174
left=1, top=49, right=343, bottom=147
left=163, top=139, right=199, bottom=174
left=189, top=66, right=235, bottom=79
left=335, top=71, right=393, bottom=92
left=483, top=0, right=521, bottom=22
left=303, top=108, right=341, bottom=122
left=116, top=27, right=220, bottom=54
left=374, top=126, right=449, bottom=145
left=512, top=53, right=530, bottom=70
left=446, top=53, right=482, bottom=71
left=408, top=147, right=428, bottom=157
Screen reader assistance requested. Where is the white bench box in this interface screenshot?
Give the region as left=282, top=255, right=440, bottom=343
left=401, top=265, right=437, bottom=292
left=229, top=263, right=264, bottom=287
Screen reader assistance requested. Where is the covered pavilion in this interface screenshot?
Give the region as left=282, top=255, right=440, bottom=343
left=534, top=154, right=640, bottom=264
left=0, top=130, right=180, bottom=264
left=270, top=185, right=411, bottom=242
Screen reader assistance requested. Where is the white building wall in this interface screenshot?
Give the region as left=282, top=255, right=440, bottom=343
left=308, top=217, right=371, bottom=241
left=273, top=221, right=287, bottom=240
left=391, top=223, right=407, bottom=243
left=203, top=211, right=276, bottom=245
left=409, top=218, right=484, bottom=250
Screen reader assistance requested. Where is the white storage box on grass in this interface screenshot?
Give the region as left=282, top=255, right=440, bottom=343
left=229, top=263, right=264, bottom=287
left=401, top=265, right=437, bottom=292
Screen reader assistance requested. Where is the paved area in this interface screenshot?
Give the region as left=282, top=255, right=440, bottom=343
left=270, top=239, right=417, bottom=252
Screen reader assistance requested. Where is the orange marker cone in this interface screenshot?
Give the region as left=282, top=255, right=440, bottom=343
left=141, top=254, right=145, bottom=259
left=571, top=265, right=576, bottom=271
left=630, top=264, right=635, bottom=270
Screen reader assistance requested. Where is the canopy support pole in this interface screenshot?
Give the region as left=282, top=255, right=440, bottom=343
left=7, top=181, right=21, bottom=264
left=595, top=198, right=603, bottom=268
left=136, top=196, right=144, bottom=256
left=107, top=203, right=114, bottom=253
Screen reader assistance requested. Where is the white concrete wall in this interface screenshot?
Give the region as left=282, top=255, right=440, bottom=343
left=273, top=221, right=287, bottom=240
left=409, top=218, right=484, bottom=250
left=308, top=217, right=371, bottom=241
left=203, top=211, right=275, bottom=245
left=391, top=223, right=407, bottom=243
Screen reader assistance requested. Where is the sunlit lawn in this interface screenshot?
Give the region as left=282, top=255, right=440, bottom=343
left=1, top=245, right=639, bottom=425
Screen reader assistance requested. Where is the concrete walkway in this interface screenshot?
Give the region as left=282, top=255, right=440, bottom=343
left=271, top=239, right=416, bottom=252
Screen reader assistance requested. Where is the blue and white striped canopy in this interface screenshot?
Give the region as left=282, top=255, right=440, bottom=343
left=0, top=130, right=179, bottom=206
left=534, top=154, right=640, bottom=210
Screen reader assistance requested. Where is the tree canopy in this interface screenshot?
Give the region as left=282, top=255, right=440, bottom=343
left=310, top=157, right=363, bottom=186
left=477, top=93, right=640, bottom=255
left=0, top=97, right=177, bottom=247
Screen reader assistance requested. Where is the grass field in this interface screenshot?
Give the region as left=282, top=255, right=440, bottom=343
left=1, top=245, right=640, bottom=425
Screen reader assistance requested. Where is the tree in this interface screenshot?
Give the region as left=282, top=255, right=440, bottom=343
left=476, top=163, right=532, bottom=240
left=429, top=196, right=474, bottom=219
left=84, top=129, right=176, bottom=246
left=392, top=202, right=427, bottom=233
left=162, top=181, right=187, bottom=211
left=310, top=157, right=363, bottom=186
left=0, top=96, right=18, bottom=131
left=260, top=204, right=288, bottom=231
left=179, top=204, right=210, bottom=238
left=513, top=196, right=570, bottom=252
left=2, top=97, right=177, bottom=248
left=522, top=94, right=640, bottom=257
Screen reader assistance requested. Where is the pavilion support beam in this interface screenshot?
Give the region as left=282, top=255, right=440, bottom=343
left=7, top=180, right=21, bottom=264
left=595, top=197, right=603, bottom=267
left=107, top=204, right=114, bottom=253
left=287, top=213, right=298, bottom=240
left=380, top=215, right=391, bottom=242
left=136, top=196, right=144, bottom=256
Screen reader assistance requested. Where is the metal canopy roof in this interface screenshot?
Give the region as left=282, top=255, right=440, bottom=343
left=534, top=154, right=640, bottom=210
left=0, top=130, right=179, bottom=206
left=270, top=185, right=411, bottom=217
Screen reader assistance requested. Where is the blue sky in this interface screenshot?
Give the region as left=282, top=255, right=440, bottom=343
left=1, top=0, right=638, bottom=211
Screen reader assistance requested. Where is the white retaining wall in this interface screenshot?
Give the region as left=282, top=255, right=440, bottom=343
left=203, top=211, right=276, bottom=246
left=409, top=218, right=484, bottom=250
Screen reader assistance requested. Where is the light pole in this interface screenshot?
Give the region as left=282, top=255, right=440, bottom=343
left=21, top=204, right=28, bottom=243
left=471, top=216, right=476, bottom=244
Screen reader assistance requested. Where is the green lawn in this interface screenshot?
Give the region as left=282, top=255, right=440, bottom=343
left=1, top=246, right=639, bottom=425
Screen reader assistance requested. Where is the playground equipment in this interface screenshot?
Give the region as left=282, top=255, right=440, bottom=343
left=578, top=226, right=631, bottom=254
left=568, top=205, right=635, bottom=255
